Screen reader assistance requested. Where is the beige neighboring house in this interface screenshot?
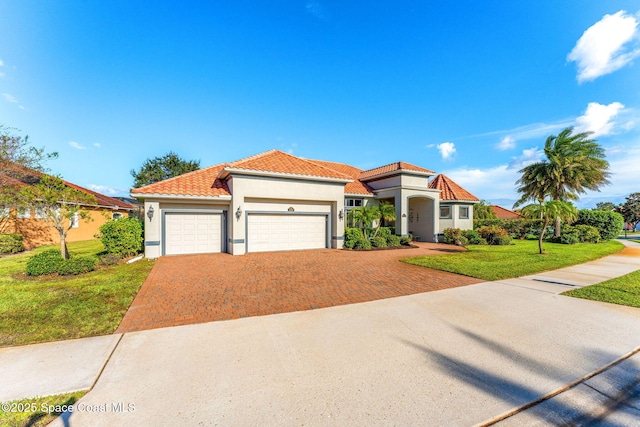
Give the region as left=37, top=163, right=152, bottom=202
left=0, top=168, right=135, bottom=249
left=131, top=149, right=479, bottom=257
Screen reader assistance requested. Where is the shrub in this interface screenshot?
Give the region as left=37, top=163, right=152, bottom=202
left=477, top=225, right=511, bottom=245
left=0, top=234, right=24, bottom=254
left=370, top=236, right=387, bottom=248
left=377, top=227, right=392, bottom=241
left=474, top=218, right=542, bottom=239
left=97, top=218, right=143, bottom=256
left=344, top=227, right=365, bottom=249
left=575, top=209, right=624, bottom=241
left=443, top=228, right=462, bottom=244
left=462, top=229, right=483, bottom=245
left=57, top=256, right=98, bottom=275
left=353, top=238, right=372, bottom=249
left=387, top=235, right=402, bottom=247
left=399, top=236, right=412, bottom=246
left=560, top=224, right=601, bottom=244
left=26, top=249, right=64, bottom=276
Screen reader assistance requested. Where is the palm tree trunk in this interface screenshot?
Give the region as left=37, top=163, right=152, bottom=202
left=554, top=217, right=562, bottom=238
left=538, top=219, right=548, bottom=254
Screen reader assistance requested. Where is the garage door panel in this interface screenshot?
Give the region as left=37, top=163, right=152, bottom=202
left=165, top=212, right=223, bottom=255
left=247, top=214, right=327, bottom=253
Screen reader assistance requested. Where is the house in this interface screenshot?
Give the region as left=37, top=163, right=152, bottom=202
left=131, top=150, right=479, bottom=257
left=0, top=167, right=135, bottom=249
left=490, top=205, right=524, bottom=219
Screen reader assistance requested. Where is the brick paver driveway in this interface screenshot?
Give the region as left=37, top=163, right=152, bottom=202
left=116, top=243, right=482, bottom=332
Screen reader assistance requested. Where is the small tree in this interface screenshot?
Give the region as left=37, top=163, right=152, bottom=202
left=474, top=200, right=497, bottom=219
left=131, top=151, right=200, bottom=188
left=350, top=205, right=380, bottom=240
left=0, top=126, right=57, bottom=232
left=22, top=175, right=97, bottom=259
left=595, top=201, right=618, bottom=211
left=619, top=193, right=640, bottom=232
left=372, top=201, right=396, bottom=238
left=522, top=200, right=578, bottom=254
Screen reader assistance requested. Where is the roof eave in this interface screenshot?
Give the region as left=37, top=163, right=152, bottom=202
left=129, top=193, right=232, bottom=201
left=220, top=167, right=353, bottom=183
left=360, top=169, right=435, bottom=182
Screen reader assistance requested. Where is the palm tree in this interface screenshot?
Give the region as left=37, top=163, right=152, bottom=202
left=372, top=201, right=397, bottom=238
left=350, top=205, right=380, bottom=239
left=522, top=200, right=578, bottom=254
left=515, top=127, right=610, bottom=236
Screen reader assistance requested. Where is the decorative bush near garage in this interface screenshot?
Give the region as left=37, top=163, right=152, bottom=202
left=96, top=217, right=143, bottom=257
left=26, top=248, right=97, bottom=276
left=344, top=227, right=412, bottom=250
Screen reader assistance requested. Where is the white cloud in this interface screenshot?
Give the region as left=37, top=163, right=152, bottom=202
left=437, top=142, right=456, bottom=160
left=464, top=119, right=574, bottom=143
left=0, top=59, right=4, bottom=67
left=68, top=141, right=86, bottom=150
left=93, top=142, right=101, bottom=148
left=306, top=1, right=327, bottom=20
left=496, top=135, right=516, bottom=151
left=86, top=184, right=121, bottom=196
left=568, top=10, right=640, bottom=83
left=443, top=164, right=520, bottom=203
left=2, top=93, right=18, bottom=103
left=425, top=143, right=436, bottom=148
left=508, top=147, right=545, bottom=169
left=575, top=102, right=625, bottom=137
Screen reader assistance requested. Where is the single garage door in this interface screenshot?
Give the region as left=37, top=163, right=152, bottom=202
left=164, top=212, right=224, bottom=255
left=247, top=214, right=327, bottom=253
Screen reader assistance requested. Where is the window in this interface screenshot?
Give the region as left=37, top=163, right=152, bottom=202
left=439, top=205, right=451, bottom=219
left=0, top=207, right=9, bottom=218
left=70, top=212, right=79, bottom=228
left=17, top=208, right=31, bottom=219
left=346, top=198, right=363, bottom=208
left=112, top=212, right=123, bottom=220
left=459, top=206, right=469, bottom=219
left=35, top=207, right=47, bottom=219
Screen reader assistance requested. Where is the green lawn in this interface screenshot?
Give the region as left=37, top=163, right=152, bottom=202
left=0, top=391, right=86, bottom=427
left=0, top=240, right=154, bottom=347
left=563, top=269, right=640, bottom=308
left=402, top=240, right=624, bottom=281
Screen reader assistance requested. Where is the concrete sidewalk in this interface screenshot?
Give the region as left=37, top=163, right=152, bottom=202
left=42, top=241, right=640, bottom=426
left=2, top=240, right=639, bottom=426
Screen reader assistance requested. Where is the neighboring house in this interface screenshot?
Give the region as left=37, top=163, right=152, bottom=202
left=490, top=205, right=524, bottom=219
left=132, top=150, right=479, bottom=257
left=0, top=168, right=135, bottom=249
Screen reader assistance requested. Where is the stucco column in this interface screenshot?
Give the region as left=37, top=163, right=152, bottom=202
left=398, top=191, right=409, bottom=236
left=143, top=200, right=161, bottom=258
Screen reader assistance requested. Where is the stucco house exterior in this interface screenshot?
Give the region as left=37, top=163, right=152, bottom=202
left=131, top=150, right=479, bottom=257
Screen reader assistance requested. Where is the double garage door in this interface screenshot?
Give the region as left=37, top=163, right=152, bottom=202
left=164, top=212, right=328, bottom=255
left=164, top=212, right=224, bottom=256
left=247, top=214, right=327, bottom=253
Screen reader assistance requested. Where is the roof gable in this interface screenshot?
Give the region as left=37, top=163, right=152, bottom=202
left=428, top=174, right=479, bottom=202
left=224, top=150, right=352, bottom=180
left=307, top=159, right=374, bottom=195
left=360, top=161, right=435, bottom=181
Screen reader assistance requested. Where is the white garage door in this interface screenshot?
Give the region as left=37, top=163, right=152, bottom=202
left=247, top=214, right=327, bottom=253
left=164, top=212, right=223, bottom=255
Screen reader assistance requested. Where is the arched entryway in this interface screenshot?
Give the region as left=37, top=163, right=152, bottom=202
left=407, top=196, right=436, bottom=242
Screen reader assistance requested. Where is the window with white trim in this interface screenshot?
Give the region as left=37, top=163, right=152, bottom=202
left=345, top=198, right=363, bottom=208
left=35, top=207, right=47, bottom=219
left=70, top=212, right=79, bottom=228
left=459, top=206, right=469, bottom=219
left=0, top=207, right=9, bottom=218
left=17, top=208, right=31, bottom=219
left=112, top=212, right=123, bottom=220
left=439, top=205, right=451, bottom=219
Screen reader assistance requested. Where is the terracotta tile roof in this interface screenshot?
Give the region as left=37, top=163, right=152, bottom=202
left=131, top=164, right=231, bottom=197
left=428, top=174, right=479, bottom=202
left=491, top=205, right=523, bottom=219
left=0, top=174, right=29, bottom=188
left=62, top=181, right=134, bottom=210
left=360, top=161, right=435, bottom=180
left=307, top=159, right=374, bottom=195
left=1, top=162, right=134, bottom=210
left=226, top=150, right=352, bottom=180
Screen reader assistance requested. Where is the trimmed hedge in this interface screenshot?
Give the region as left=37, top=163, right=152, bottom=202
left=371, top=236, right=387, bottom=248
left=575, top=209, right=624, bottom=241
left=0, top=234, right=24, bottom=254
left=474, top=218, right=543, bottom=239
left=443, top=228, right=468, bottom=246
left=96, top=217, right=143, bottom=257
left=344, top=226, right=408, bottom=249
left=559, top=224, right=601, bottom=244
left=26, top=249, right=97, bottom=276
left=477, top=225, right=512, bottom=245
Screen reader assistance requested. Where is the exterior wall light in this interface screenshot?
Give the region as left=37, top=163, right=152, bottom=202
left=235, top=206, right=243, bottom=220
left=339, top=209, right=344, bottom=220
left=402, top=213, right=407, bottom=218
left=147, top=206, right=154, bottom=221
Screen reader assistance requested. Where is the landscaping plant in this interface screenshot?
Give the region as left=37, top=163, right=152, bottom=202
left=96, top=217, right=143, bottom=257
left=0, top=233, right=24, bottom=254
left=574, top=209, right=624, bottom=241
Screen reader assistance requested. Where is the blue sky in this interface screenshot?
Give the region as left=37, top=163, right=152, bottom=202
left=1, top=1, right=639, bottom=208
